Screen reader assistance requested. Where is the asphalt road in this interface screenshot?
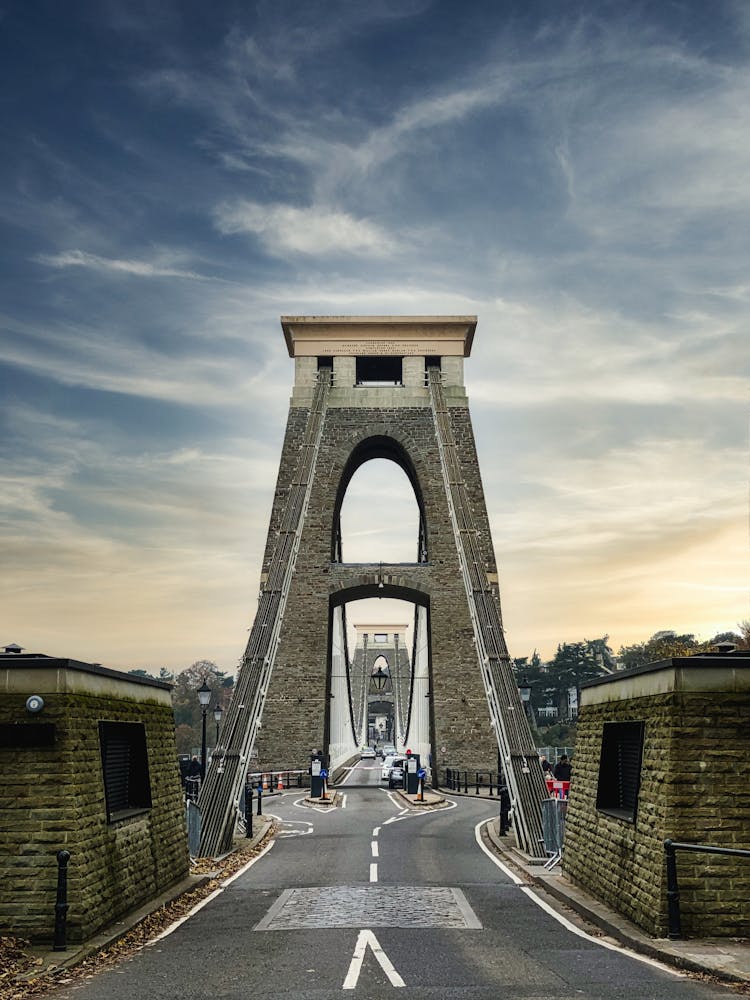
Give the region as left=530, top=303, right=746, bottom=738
left=48, top=761, right=740, bottom=999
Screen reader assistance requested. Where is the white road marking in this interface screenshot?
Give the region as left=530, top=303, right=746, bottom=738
left=473, top=817, right=523, bottom=884
left=293, top=796, right=335, bottom=814
left=266, top=814, right=313, bottom=838
left=341, top=794, right=347, bottom=808
left=382, top=791, right=457, bottom=825
left=475, top=819, right=683, bottom=977
left=371, top=841, right=379, bottom=858
left=370, top=863, right=378, bottom=882
left=343, top=929, right=405, bottom=990
left=372, top=826, right=380, bottom=837
left=147, top=839, right=275, bottom=945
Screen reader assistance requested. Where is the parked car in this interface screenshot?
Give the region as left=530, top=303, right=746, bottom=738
left=388, top=762, right=404, bottom=789
left=381, top=754, right=404, bottom=781
left=359, top=746, right=376, bottom=759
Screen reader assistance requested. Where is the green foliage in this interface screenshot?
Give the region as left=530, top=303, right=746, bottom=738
left=539, top=721, right=576, bottom=747
left=513, top=638, right=613, bottom=722
left=171, top=660, right=235, bottom=754
left=617, top=631, right=707, bottom=669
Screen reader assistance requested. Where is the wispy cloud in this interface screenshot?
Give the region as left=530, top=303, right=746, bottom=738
left=213, top=201, right=397, bottom=257
left=35, top=249, right=224, bottom=281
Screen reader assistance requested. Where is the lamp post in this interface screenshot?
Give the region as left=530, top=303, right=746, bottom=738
left=518, top=676, right=532, bottom=718
left=197, top=678, right=211, bottom=780
left=213, top=703, right=223, bottom=746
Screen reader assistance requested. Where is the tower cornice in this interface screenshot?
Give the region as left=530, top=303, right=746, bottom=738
left=280, top=315, right=476, bottom=358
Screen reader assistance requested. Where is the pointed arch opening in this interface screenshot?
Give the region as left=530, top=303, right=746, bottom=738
left=332, top=436, right=429, bottom=564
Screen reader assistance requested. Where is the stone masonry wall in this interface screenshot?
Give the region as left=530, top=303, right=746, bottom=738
left=563, top=690, right=749, bottom=937
left=0, top=692, right=188, bottom=943
left=255, top=400, right=503, bottom=776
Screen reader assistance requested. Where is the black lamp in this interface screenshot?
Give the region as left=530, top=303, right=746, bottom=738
left=197, top=678, right=212, bottom=780
left=518, top=676, right=532, bottom=704
left=213, top=702, right=223, bottom=745
left=372, top=666, right=388, bottom=691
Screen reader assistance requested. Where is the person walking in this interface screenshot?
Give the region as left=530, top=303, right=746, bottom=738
left=553, top=755, right=571, bottom=781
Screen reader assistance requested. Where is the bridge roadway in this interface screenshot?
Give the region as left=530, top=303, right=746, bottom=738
left=48, top=761, right=738, bottom=999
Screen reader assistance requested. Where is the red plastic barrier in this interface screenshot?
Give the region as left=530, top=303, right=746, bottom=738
left=545, top=778, right=570, bottom=799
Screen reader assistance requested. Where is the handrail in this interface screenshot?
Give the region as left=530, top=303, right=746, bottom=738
left=198, top=371, right=331, bottom=856
left=664, top=838, right=750, bottom=939
left=427, top=368, right=546, bottom=856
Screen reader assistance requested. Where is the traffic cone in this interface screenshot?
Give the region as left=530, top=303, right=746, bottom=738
left=262, top=774, right=268, bottom=791
left=277, top=774, right=284, bottom=790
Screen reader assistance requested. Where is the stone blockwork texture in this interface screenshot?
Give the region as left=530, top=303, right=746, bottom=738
left=564, top=690, right=750, bottom=938
left=0, top=692, right=188, bottom=943
left=254, top=397, right=502, bottom=776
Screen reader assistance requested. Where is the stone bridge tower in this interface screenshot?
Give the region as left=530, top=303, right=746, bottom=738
left=199, top=317, right=545, bottom=856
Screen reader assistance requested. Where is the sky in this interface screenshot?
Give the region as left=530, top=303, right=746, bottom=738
left=1, top=0, right=748, bottom=674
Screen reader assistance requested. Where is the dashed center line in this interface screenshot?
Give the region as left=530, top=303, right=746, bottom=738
left=370, top=863, right=378, bottom=883
left=372, top=826, right=380, bottom=837
left=371, top=841, right=379, bottom=858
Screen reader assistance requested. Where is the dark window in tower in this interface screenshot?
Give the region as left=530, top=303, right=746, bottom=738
left=356, top=357, right=403, bottom=386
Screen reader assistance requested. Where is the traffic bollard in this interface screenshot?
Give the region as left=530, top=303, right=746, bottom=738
left=245, top=786, right=254, bottom=838
left=257, top=783, right=263, bottom=816
left=53, top=850, right=71, bottom=951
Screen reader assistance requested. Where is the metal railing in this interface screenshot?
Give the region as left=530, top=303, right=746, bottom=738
left=428, top=368, right=546, bottom=856
left=664, top=839, right=750, bottom=939
left=444, top=768, right=502, bottom=795
left=197, top=371, right=332, bottom=857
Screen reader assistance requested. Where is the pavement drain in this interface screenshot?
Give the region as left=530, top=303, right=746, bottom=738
left=255, top=885, right=482, bottom=930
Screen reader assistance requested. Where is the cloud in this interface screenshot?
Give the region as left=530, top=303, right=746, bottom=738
left=35, top=249, right=223, bottom=282
left=0, top=408, right=278, bottom=669
left=213, top=200, right=397, bottom=257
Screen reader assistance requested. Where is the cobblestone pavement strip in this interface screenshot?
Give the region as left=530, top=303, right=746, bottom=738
left=254, top=885, right=481, bottom=930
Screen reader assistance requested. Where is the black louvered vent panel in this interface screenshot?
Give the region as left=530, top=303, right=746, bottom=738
left=596, top=720, right=645, bottom=822
left=103, top=737, right=131, bottom=814
left=99, top=721, right=152, bottom=822
left=616, top=735, right=643, bottom=813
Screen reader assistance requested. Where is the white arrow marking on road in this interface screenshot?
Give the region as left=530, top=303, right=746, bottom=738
left=342, top=929, right=405, bottom=990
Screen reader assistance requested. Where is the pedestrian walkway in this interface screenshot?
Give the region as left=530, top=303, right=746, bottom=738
left=7, top=817, right=275, bottom=994
left=483, top=816, right=750, bottom=988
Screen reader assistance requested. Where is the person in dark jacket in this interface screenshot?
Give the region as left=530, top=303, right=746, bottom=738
left=553, top=755, right=571, bottom=781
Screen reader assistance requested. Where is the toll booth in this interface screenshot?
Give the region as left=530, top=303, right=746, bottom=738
left=404, top=751, right=421, bottom=794
left=310, top=750, right=327, bottom=798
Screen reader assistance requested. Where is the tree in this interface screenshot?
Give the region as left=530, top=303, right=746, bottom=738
left=546, top=640, right=610, bottom=720
left=618, top=631, right=706, bottom=670
left=171, top=660, right=234, bottom=754
left=512, top=651, right=548, bottom=715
